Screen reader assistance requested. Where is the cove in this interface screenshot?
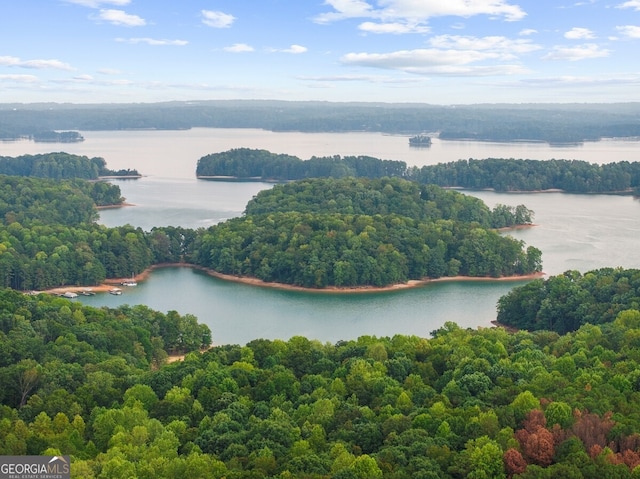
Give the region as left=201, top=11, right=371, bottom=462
left=77, top=265, right=533, bottom=346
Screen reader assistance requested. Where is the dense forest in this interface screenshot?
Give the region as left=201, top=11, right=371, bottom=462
left=191, top=177, right=541, bottom=288
left=2, top=100, right=640, bottom=143
left=4, top=144, right=640, bottom=476
left=244, top=177, right=534, bottom=229
left=0, top=175, right=124, bottom=224
left=196, top=149, right=407, bottom=181
left=192, top=212, right=540, bottom=288
left=0, top=152, right=140, bottom=179
left=497, top=268, right=640, bottom=334
left=197, top=148, right=640, bottom=194
left=4, top=294, right=640, bottom=477
left=0, top=168, right=540, bottom=290
left=414, top=158, right=640, bottom=194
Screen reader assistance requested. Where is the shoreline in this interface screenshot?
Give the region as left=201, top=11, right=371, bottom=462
left=204, top=269, right=546, bottom=294
left=39, top=263, right=545, bottom=296
left=96, top=202, right=135, bottom=210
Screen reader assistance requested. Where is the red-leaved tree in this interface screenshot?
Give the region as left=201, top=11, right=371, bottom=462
left=503, top=448, right=527, bottom=478
left=515, top=409, right=555, bottom=467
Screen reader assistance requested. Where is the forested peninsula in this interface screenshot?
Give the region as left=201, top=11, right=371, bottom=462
left=192, top=177, right=541, bottom=288
left=0, top=152, right=140, bottom=179
left=197, top=148, right=640, bottom=194
left=497, top=267, right=640, bottom=334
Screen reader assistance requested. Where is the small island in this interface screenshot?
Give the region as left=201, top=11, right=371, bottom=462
left=409, top=135, right=432, bottom=147
left=32, top=130, right=84, bottom=143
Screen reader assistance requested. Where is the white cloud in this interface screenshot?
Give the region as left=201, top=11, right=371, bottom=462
left=97, top=9, right=146, bottom=26
left=283, top=44, right=308, bottom=54
left=617, top=1, right=640, bottom=10
left=115, top=37, right=188, bottom=46
left=65, top=0, right=130, bottom=7
left=315, top=0, right=526, bottom=25
left=564, top=27, right=595, bottom=39
left=517, top=74, right=640, bottom=88
left=0, top=74, right=39, bottom=83
left=616, top=25, right=640, bottom=38
left=21, top=59, right=75, bottom=70
left=268, top=45, right=308, bottom=54
left=0, top=56, right=20, bottom=67
left=315, top=0, right=374, bottom=23
left=519, top=28, right=538, bottom=36
left=358, top=21, right=429, bottom=34
left=340, top=33, right=539, bottom=76
left=73, top=74, right=95, bottom=81
left=97, top=68, right=122, bottom=75
left=543, top=43, right=610, bottom=61
left=428, top=34, right=541, bottom=56
left=224, top=43, right=255, bottom=52
left=298, top=74, right=424, bottom=84
left=341, top=49, right=529, bottom=75
left=201, top=10, right=235, bottom=28
left=0, top=56, right=74, bottom=71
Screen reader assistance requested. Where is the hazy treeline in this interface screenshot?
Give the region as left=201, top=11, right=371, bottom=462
left=32, top=130, right=84, bottom=143
left=497, top=267, right=640, bottom=334
left=415, top=158, right=640, bottom=193
left=3, top=100, right=640, bottom=142
left=197, top=148, right=640, bottom=194
left=0, top=152, right=139, bottom=180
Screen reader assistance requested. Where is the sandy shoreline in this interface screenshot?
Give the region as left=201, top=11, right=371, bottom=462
left=96, top=202, right=135, bottom=210
left=203, top=269, right=545, bottom=294
left=40, top=263, right=545, bottom=296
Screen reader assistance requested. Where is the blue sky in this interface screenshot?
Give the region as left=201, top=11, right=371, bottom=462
left=1, top=0, right=639, bottom=104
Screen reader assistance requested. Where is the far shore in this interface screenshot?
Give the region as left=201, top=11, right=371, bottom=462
left=38, top=263, right=546, bottom=296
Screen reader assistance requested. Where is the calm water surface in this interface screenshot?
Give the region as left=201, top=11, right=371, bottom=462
left=2, top=130, right=639, bottom=345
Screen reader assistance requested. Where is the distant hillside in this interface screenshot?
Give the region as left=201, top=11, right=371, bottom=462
left=2, top=100, right=640, bottom=143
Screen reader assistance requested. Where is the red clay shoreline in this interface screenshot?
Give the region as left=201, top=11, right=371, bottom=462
left=41, top=262, right=545, bottom=296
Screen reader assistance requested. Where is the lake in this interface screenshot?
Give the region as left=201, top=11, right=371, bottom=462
left=2, top=129, right=640, bottom=345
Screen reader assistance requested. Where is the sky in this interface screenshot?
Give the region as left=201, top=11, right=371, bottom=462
left=1, top=0, right=639, bottom=104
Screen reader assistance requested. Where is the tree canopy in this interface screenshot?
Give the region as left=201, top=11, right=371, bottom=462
left=497, top=267, right=640, bottom=334
left=0, top=152, right=139, bottom=180
left=244, top=176, right=533, bottom=229
left=3, top=302, right=640, bottom=477
left=191, top=177, right=541, bottom=288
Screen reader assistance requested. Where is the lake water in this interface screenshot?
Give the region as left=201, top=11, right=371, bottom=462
left=2, top=130, right=640, bottom=345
